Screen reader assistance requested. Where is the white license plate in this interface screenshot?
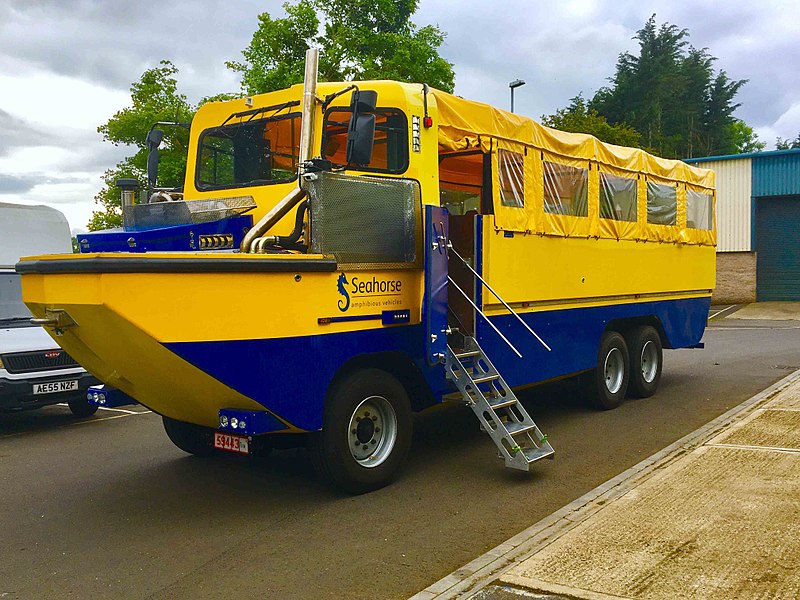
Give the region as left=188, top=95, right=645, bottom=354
left=214, top=432, right=249, bottom=454
left=33, top=380, right=79, bottom=394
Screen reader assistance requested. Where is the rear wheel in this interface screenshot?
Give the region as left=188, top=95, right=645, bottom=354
left=627, top=326, right=663, bottom=398
left=162, top=416, right=215, bottom=456
left=587, top=331, right=630, bottom=410
left=68, top=396, right=98, bottom=418
left=310, top=369, right=412, bottom=494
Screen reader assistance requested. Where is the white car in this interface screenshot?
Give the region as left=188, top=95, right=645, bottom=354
left=0, top=203, right=99, bottom=417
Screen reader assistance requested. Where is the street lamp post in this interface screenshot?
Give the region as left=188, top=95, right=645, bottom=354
left=509, top=79, right=525, bottom=113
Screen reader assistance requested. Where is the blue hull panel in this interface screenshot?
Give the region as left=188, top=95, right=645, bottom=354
left=165, top=296, right=709, bottom=431
left=477, top=296, right=711, bottom=389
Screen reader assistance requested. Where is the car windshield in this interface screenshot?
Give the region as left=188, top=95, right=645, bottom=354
left=0, top=273, right=33, bottom=321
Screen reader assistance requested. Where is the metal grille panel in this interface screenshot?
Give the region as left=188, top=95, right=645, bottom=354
left=306, top=172, right=420, bottom=267
left=2, top=349, right=79, bottom=373
left=124, top=196, right=256, bottom=229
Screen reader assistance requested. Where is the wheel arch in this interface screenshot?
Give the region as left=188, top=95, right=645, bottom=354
left=605, top=315, right=670, bottom=349
left=328, top=351, right=436, bottom=413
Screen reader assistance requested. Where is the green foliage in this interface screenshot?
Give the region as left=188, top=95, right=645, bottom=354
left=541, top=95, right=642, bottom=148
left=227, top=0, right=455, bottom=94
left=89, top=61, right=194, bottom=231
left=585, top=15, right=760, bottom=159
left=776, top=133, right=800, bottom=150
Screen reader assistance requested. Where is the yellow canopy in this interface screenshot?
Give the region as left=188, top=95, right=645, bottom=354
left=431, top=89, right=715, bottom=189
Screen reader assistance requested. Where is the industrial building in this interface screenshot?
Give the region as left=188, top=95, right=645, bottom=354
left=686, top=148, right=800, bottom=303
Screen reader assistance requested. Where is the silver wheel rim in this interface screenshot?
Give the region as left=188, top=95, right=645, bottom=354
left=348, top=395, right=397, bottom=468
left=640, top=340, right=658, bottom=383
left=604, top=347, right=625, bottom=394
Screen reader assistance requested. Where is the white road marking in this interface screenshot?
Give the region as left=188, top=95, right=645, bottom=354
left=708, top=305, right=739, bottom=320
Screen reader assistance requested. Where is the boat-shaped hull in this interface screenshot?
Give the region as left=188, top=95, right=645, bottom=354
left=19, top=253, right=425, bottom=431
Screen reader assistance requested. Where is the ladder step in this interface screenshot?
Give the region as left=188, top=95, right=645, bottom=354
left=455, top=350, right=481, bottom=359
left=505, top=421, right=536, bottom=436
left=522, top=445, right=555, bottom=463
left=488, top=396, right=517, bottom=410
left=472, top=374, right=499, bottom=384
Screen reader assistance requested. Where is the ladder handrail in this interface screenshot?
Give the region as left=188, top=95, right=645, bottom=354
left=448, top=244, right=551, bottom=352
left=447, top=276, right=522, bottom=358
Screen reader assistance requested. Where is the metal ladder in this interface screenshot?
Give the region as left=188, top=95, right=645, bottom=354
left=445, top=335, right=554, bottom=470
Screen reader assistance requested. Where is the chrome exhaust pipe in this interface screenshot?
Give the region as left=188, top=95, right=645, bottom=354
left=241, top=48, right=318, bottom=253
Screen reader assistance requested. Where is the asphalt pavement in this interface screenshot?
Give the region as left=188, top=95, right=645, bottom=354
left=2, top=310, right=800, bottom=599
left=416, top=304, right=800, bottom=599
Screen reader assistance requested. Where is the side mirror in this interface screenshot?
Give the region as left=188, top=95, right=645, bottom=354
left=146, top=128, right=164, bottom=190
left=346, top=90, right=377, bottom=166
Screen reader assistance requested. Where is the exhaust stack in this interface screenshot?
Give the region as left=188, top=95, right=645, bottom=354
left=241, top=48, right=318, bottom=253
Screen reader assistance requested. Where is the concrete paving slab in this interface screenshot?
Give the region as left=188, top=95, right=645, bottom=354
left=501, top=444, right=800, bottom=599
left=713, top=409, right=800, bottom=450
left=766, top=378, right=800, bottom=410
left=728, top=302, right=800, bottom=321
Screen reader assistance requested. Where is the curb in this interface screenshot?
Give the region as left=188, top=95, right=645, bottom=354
left=410, top=367, right=800, bottom=600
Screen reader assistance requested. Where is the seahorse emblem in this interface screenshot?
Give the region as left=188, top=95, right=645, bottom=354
left=337, top=273, right=350, bottom=312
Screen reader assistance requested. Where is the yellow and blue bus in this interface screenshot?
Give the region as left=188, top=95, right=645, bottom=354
left=19, top=51, right=715, bottom=493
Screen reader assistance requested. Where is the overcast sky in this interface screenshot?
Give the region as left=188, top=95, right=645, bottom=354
left=1, top=0, right=798, bottom=231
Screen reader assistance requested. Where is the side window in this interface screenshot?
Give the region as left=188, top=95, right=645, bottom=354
left=646, top=181, right=677, bottom=225
left=543, top=161, right=588, bottom=216
left=600, top=173, right=637, bottom=222
left=686, top=189, right=714, bottom=230
left=322, top=108, right=408, bottom=173
left=498, top=149, right=524, bottom=208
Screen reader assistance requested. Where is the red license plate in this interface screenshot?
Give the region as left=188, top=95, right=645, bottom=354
left=214, top=432, right=249, bottom=454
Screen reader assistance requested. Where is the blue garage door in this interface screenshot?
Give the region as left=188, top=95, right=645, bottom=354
left=756, top=195, right=800, bottom=300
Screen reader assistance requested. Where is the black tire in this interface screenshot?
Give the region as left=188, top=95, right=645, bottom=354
left=309, top=369, right=412, bottom=494
left=68, top=396, right=99, bottom=418
left=162, top=416, right=216, bottom=457
left=627, top=325, right=663, bottom=398
left=587, top=331, right=630, bottom=410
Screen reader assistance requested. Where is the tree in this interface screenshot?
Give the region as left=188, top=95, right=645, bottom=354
left=227, top=0, right=455, bottom=94
left=588, top=15, right=758, bottom=159
left=89, top=61, right=194, bottom=230
left=541, top=95, right=642, bottom=148
left=776, top=133, right=800, bottom=150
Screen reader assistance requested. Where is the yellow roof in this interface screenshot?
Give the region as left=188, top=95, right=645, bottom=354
left=430, top=89, right=715, bottom=189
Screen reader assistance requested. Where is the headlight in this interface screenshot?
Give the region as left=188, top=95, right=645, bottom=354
left=0, top=356, right=4, bottom=369
left=219, top=415, right=229, bottom=428
left=239, top=420, right=247, bottom=430
left=230, top=417, right=238, bottom=429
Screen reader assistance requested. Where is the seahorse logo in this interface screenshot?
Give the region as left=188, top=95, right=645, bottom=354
left=337, top=273, right=350, bottom=312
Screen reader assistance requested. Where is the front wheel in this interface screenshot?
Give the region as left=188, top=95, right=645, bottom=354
left=162, top=416, right=216, bottom=456
left=309, top=369, right=412, bottom=494
left=587, top=331, right=630, bottom=410
left=68, top=396, right=98, bottom=418
left=627, top=326, right=663, bottom=398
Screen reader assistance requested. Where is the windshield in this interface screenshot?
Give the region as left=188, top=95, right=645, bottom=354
left=196, top=113, right=301, bottom=190
left=0, top=272, right=33, bottom=321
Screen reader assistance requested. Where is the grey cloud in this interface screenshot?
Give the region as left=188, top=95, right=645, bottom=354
left=0, top=173, right=39, bottom=193
left=0, top=109, right=50, bottom=155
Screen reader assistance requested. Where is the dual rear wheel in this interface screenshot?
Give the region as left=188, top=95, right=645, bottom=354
left=588, top=325, right=663, bottom=410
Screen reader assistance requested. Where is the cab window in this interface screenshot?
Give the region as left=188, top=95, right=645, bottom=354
left=322, top=108, right=408, bottom=173
left=196, top=113, right=301, bottom=190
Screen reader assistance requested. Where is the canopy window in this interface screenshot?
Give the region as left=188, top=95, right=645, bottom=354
left=543, top=161, right=588, bottom=217
left=646, top=181, right=677, bottom=226
left=600, top=173, right=637, bottom=222
left=498, top=149, right=525, bottom=208
left=686, top=189, right=714, bottom=230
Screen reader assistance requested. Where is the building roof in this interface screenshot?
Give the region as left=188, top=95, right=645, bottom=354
left=685, top=147, right=800, bottom=164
